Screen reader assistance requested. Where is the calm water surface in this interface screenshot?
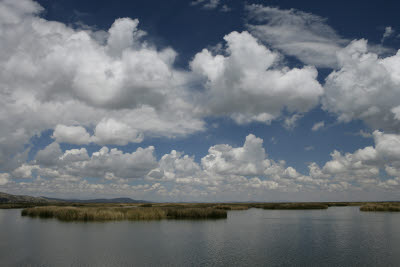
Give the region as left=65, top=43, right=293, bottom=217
left=1, top=207, right=400, bottom=266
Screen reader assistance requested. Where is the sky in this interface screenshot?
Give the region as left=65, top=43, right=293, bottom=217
left=0, top=0, right=400, bottom=201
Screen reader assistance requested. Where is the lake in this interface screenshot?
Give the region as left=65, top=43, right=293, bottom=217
left=1, top=207, right=400, bottom=266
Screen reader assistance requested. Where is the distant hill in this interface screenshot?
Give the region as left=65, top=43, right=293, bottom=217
left=0, top=192, right=150, bottom=204
left=43, top=196, right=150, bottom=203
left=0, top=192, right=54, bottom=203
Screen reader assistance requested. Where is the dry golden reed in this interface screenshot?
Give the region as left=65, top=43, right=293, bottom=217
left=21, top=206, right=227, bottom=221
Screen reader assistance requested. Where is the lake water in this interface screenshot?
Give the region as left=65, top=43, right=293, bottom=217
left=1, top=207, right=400, bottom=266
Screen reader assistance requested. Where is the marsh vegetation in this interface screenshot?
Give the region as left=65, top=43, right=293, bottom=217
left=360, top=203, right=400, bottom=212
left=15, top=201, right=400, bottom=222
left=21, top=206, right=227, bottom=221
left=256, top=203, right=329, bottom=210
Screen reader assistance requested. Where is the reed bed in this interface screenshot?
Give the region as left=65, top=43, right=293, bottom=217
left=213, top=205, right=249, bottom=210
left=166, top=208, right=227, bottom=219
left=0, top=203, right=38, bottom=209
left=21, top=206, right=227, bottom=221
left=258, top=203, right=329, bottom=210
left=360, top=203, right=400, bottom=212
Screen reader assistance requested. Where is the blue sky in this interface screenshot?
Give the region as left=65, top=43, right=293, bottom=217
left=0, top=0, right=400, bottom=201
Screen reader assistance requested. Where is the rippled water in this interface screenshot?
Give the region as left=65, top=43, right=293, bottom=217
left=1, top=207, right=400, bottom=266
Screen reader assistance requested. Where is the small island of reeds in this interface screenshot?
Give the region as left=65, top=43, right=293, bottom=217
left=360, top=203, right=400, bottom=212
left=21, top=206, right=227, bottom=221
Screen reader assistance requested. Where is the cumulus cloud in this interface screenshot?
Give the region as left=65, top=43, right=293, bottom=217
left=191, top=31, right=323, bottom=124
left=0, top=173, right=10, bottom=185
left=52, top=125, right=92, bottom=145
left=12, top=164, right=37, bottom=179
left=3, top=134, right=313, bottom=196
left=2, top=1, right=400, bottom=201
left=197, top=134, right=329, bottom=191
left=0, top=0, right=329, bottom=172
left=2, top=133, right=400, bottom=201
left=33, top=144, right=158, bottom=181
left=0, top=0, right=205, bottom=171
left=148, top=150, right=202, bottom=181
left=106, top=18, right=146, bottom=57
left=322, top=40, right=400, bottom=131
left=35, top=142, right=63, bottom=166
left=92, top=118, right=144, bottom=145
left=201, top=134, right=270, bottom=176
left=1, top=5, right=184, bottom=110
left=82, top=146, right=158, bottom=179
left=310, top=131, right=400, bottom=191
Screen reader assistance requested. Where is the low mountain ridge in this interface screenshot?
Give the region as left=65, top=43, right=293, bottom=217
left=43, top=196, right=150, bottom=203
left=0, top=192, right=53, bottom=203
left=0, top=192, right=150, bottom=204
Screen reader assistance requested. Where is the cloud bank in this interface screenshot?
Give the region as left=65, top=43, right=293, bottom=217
left=1, top=1, right=400, bottom=201
left=1, top=133, right=398, bottom=201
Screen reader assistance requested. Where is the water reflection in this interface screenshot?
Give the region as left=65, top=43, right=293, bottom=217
left=1, top=207, right=399, bottom=266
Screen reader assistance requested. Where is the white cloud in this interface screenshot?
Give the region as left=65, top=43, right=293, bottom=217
left=220, top=5, right=231, bottom=12
left=3, top=132, right=400, bottom=201
left=0, top=173, right=10, bottom=185
left=382, top=26, right=395, bottom=43
left=35, top=142, right=62, bottom=166
left=191, top=0, right=220, bottom=10
left=374, top=130, right=400, bottom=160
left=51, top=120, right=146, bottom=147
left=310, top=131, right=400, bottom=192
left=0, top=0, right=204, bottom=171
left=82, top=146, right=158, bottom=179
left=283, top=114, right=303, bottom=130
left=0, top=0, right=42, bottom=23
left=12, top=164, right=37, bottom=179
left=203, top=0, right=220, bottom=9
left=52, top=125, right=92, bottom=145
left=201, top=134, right=269, bottom=176
left=149, top=150, right=201, bottom=181
left=245, top=4, right=392, bottom=69
left=33, top=144, right=158, bottom=180
left=60, top=148, right=90, bottom=163
left=191, top=31, right=323, bottom=124
left=246, top=4, right=347, bottom=68
left=355, top=130, right=373, bottom=138
left=6, top=134, right=312, bottom=195
left=311, top=121, right=325, bottom=131
left=0, top=1, right=328, bottom=176
left=2, top=1, right=400, bottom=201
left=322, top=40, right=400, bottom=131
left=92, top=118, right=143, bottom=145
left=106, top=18, right=146, bottom=57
